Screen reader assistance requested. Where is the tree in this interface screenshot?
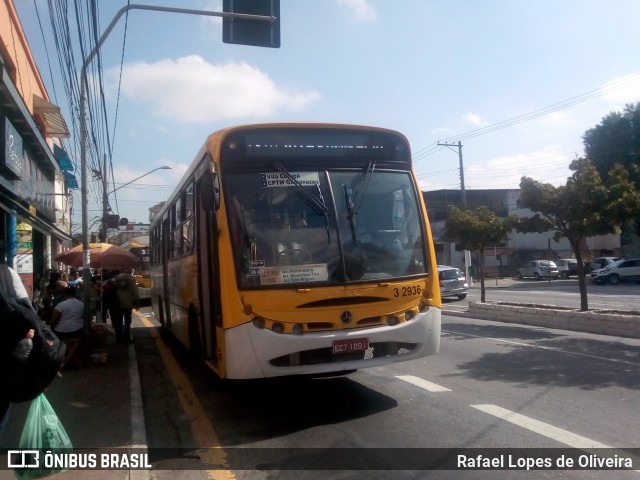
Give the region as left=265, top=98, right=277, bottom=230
left=583, top=102, right=640, bottom=243
left=444, top=206, right=516, bottom=302
left=583, top=102, right=640, bottom=185
left=518, top=158, right=640, bottom=311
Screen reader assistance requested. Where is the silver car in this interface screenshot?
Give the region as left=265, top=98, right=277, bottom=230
left=517, top=260, right=559, bottom=280
left=437, top=265, right=468, bottom=300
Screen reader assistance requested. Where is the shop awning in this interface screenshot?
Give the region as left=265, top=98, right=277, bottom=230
left=63, top=171, right=79, bottom=189
left=33, top=95, right=70, bottom=138
left=54, top=144, right=74, bottom=171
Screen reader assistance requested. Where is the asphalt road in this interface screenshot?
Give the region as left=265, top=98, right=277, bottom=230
left=133, top=305, right=640, bottom=479
left=443, top=278, right=639, bottom=315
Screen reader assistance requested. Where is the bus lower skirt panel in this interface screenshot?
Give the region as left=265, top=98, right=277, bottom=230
left=269, top=342, right=417, bottom=367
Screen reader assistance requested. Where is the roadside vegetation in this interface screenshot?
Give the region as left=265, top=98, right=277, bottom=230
left=443, top=103, right=640, bottom=311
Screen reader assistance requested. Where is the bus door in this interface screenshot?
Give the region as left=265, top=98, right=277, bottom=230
left=196, top=172, right=221, bottom=368
left=162, top=215, right=171, bottom=328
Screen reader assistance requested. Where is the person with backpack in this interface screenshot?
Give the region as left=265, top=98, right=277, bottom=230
left=113, top=269, right=140, bottom=344
left=0, top=265, right=65, bottom=438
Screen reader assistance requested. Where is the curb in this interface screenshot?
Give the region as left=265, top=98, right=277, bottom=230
left=448, top=302, right=640, bottom=339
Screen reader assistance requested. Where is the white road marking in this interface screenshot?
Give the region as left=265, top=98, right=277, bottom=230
left=442, top=329, right=640, bottom=366
left=471, top=404, right=612, bottom=449
left=471, top=404, right=640, bottom=472
left=395, top=375, right=451, bottom=392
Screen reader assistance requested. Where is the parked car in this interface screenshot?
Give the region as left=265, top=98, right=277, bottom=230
left=590, top=258, right=640, bottom=285
left=555, top=258, right=578, bottom=278
left=437, top=265, right=468, bottom=300
left=516, top=260, right=559, bottom=280
left=588, top=256, right=621, bottom=272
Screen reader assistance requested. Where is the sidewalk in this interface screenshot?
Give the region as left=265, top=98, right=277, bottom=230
left=0, top=315, right=147, bottom=480
left=467, top=277, right=582, bottom=289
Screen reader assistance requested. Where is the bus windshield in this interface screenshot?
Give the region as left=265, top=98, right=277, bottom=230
left=225, top=168, right=427, bottom=287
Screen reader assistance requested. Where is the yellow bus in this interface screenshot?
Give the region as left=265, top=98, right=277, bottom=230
left=149, top=123, right=441, bottom=379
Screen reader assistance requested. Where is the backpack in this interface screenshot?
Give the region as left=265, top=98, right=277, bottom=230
left=0, top=266, right=67, bottom=403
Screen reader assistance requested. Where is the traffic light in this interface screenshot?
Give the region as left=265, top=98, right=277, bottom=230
left=223, top=0, right=280, bottom=48
left=105, top=214, right=120, bottom=228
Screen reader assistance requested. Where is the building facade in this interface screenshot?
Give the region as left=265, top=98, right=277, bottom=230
left=423, top=189, right=621, bottom=278
left=0, top=0, right=75, bottom=295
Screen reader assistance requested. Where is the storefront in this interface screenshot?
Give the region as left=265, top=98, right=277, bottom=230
left=0, top=61, right=73, bottom=297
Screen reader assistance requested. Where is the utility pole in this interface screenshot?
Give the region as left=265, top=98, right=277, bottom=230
left=438, top=140, right=473, bottom=284
left=100, top=154, right=108, bottom=242
left=438, top=141, right=466, bottom=208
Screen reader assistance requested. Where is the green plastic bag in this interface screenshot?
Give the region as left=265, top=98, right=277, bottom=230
left=14, top=393, right=73, bottom=480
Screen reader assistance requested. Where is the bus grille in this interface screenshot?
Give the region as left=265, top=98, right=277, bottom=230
left=269, top=342, right=417, bottom=367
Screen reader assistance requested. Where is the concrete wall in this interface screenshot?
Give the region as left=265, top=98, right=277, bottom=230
left=467, top=301, right=640, bottom=339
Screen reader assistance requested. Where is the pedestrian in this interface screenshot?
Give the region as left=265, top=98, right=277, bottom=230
left=39, top=268, right=53, bottom=321
left=49, top=287, right=84, bottom=340
left=113, top=269, right=139, bottom=343
left=100, top=270, right=117, bottom=323
left=44, top=270, right=68, bottom=320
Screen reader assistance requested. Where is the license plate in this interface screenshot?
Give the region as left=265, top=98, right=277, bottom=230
left=332, top=337, right=369, bottom=355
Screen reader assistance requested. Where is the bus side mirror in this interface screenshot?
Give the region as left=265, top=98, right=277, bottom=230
left=199, top=172, right=221, bottom=212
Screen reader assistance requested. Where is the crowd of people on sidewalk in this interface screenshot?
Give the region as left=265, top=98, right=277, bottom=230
left=0, top=263, right=140, bottom=442
left=33, top=267, right=140, bottom=343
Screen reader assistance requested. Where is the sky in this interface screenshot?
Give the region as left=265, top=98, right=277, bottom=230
left=14, top=0, right=640, bottom=232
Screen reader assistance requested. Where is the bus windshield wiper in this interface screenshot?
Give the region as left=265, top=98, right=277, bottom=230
left=351, top=162, right=375, bottom=215
left=273, top=163, right=331, bottom=243
left=344, top=162, right=376, bottom=245
left=344, top=185, right=357, bottom=245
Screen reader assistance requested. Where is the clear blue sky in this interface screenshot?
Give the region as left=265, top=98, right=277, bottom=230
left=15, top=0, right=640, bottom=231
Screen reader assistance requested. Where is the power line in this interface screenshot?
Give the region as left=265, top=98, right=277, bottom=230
left=413, top=73, right=640, bottom=163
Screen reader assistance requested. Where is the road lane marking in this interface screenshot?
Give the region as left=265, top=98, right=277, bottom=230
left=442, top=329, right=640, bottom=366
left=395, top=375, right=451, bottom=392
left=471, top=404, right=612, bottom=448
left=471, top=404, right=640, bottom=472
left=138, top=314, right=235, bottom=480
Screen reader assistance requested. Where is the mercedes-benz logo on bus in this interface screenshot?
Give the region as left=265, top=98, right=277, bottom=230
left=341, top=311, right=353, bottom=324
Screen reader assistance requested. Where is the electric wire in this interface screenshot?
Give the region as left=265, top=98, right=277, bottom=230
left=412, top=73, right=640, bottom=164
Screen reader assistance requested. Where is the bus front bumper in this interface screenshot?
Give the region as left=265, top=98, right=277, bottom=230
left=223, top=308, right=441, bottom=379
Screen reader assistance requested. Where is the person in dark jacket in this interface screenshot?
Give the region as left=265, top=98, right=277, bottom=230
left=0, top=265, right=35, bottom=438
left=112, top=270, right=140, bottom=343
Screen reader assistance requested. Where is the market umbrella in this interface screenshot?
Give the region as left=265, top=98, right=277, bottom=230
left=55, top=242, right=140, bottom=270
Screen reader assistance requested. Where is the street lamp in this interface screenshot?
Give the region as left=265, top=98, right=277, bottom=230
left=78, top=2, right=276, bottom=354
left=100, top=165, right=171, bottom=242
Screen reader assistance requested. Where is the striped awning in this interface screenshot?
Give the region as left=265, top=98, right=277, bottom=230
left=33, top=95, right=70, bottom=138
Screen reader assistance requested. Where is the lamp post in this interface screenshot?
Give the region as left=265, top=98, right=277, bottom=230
left=100, top=165, right=171, bottom=242
left=79, top=3, right=275, bottom=348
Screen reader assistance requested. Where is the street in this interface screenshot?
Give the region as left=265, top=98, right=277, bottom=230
left=131, top=288, right=640, bottom=479
left=442, top=277, right=639, bottom=315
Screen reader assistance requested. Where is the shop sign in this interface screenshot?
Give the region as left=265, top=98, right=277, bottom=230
left=3, top=118, right=23, bottom=178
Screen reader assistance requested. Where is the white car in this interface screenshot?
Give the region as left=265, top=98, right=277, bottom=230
left=517, top=260, right=559, bottom=280
left=437, top=265, right=468, bottom=300
left=588, top=256, right=621, bottom=272
left=555, top=259, right=578, bottom=278
left=590, top=258, right=640, bottom=285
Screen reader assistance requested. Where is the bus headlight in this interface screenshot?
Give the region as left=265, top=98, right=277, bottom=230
left=404, top=310, right=415, bottom=321
left=292, top=324, right=304, bottom=335
left=252, top=317, right=265, bottom=329
left=272, top=323, right=284, bottom=334
left=387, top=315, right=399, bottom=326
